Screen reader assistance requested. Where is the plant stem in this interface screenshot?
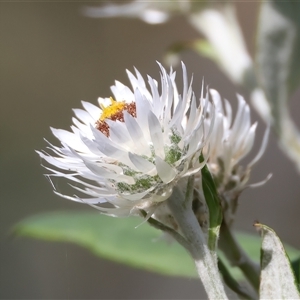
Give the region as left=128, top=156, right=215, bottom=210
left=139, top=209, right=193, bottom=253
left=219, top=221, right=260, bottom=292
left=167, top=186, right=228, bottom=300
left=218, top=258, right=256, bottom=300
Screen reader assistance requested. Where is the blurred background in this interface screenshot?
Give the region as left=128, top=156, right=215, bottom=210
left=1, top=2, right=299, bottom=299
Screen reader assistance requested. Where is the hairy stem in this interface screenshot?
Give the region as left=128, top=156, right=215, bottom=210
left=139, top=209, right=192, bottom=253
left=167, top=186, right=228, bottom=299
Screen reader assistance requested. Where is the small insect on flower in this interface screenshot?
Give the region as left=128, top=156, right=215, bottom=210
left=37, top=62, right=213, bottom=218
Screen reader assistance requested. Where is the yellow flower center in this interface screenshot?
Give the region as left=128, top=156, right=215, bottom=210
left=96, top=97, right=136, bottom=137
left=99, top=97, right=126, bottom=121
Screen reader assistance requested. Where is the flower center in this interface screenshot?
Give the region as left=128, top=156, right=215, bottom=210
left=96, top=97, right=136, bottom=136
left=99, top=97, right=126, bottom=121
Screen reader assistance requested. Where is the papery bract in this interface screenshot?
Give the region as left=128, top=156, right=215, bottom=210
left=201, top=90, right=270, bottom=225
left=37, top=63, right=212, bottom=218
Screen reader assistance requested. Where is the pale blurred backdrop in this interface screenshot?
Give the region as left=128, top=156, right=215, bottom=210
left=0, top=2, right=299, bottom=299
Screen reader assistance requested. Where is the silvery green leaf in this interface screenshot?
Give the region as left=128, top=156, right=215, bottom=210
left=256, top=1, right=300, bottom=123
left=255, top=223, right=300, bottom=299
left=256, top=1, right=300, bottom=170
left=189, top=4, right=252, bottom=85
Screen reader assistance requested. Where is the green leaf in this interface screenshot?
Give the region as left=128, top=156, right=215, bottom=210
left=14, top=211, right=196, bottom=278
left=13, top=211, right=299, bottom=280
left=200, top=159, right=223, bottom=251
left=291, top=257, right=300, bottom=291
left=255, top=223, right=300, bottom=299
left=256, top=1, right=300, bottom=129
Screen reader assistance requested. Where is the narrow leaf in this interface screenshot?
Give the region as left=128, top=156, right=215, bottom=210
left=291, top=257, right=300, bottom=291
left=255, top=223, right=300, bottom=299
left=200, top=156, right=223, bottom=251
left=218, top=258, right=254, bottom=300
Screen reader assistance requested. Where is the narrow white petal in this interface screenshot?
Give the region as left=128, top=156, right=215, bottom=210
left=73, top=108, right=94, bottom=125
left=72, top=118, right=88, bottom=133
left=90, top=126, right=134, bottom=165
left=148, top=75, right=163, bottom=116
left=124, top=111, right=151, bottom=156
left=155, top=156, right=176, bottom=184
left=127, top=69, right=145, bottom=90
left=47, top=168, right=116, bottom=195
left=83, top=160, right=135, bottom=184
left=223, top=98, right=232, bottom=129
left=248, top=125, right=270, bottom=168
left=128, top=152, right=156, bottom=174
left=121, top=188, right=154, bottom=201
left=111, top=81, right=134, bottom=101
left=239, top=123, right=257, bottom=160
left=79, top=134, right=104, bottom=156
left=106, top=120, right=133, bottom=147
left=210, top=89, right=223, bottom=114
left=135, top=89, right=151, bottom=142
left=53, top=190, right=107, bottom=204
left=247, top=173, right=272, bottom=189
left=81, top=101, right=101, bottom=120
left=50, top=128, right=88, bottom=152
left=148, top=110, right=165, bottom=159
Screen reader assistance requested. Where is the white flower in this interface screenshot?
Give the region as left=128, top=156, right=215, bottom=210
left=37, top=63, right=212, bottom=217
left=202, top=90, right=271, bottom=225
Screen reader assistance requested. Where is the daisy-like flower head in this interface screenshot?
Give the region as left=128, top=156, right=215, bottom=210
left=201, top=90, right=271, bottom=225
left=37, top=62, right=212, bottom=217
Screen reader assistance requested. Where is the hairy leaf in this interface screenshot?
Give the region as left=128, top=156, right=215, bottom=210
left=255, top=223, right=300, bottom=299
left=256, top=1, right=300, bottom=123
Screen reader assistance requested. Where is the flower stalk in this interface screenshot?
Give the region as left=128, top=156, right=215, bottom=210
left=167, top=185, right=228, bottom=300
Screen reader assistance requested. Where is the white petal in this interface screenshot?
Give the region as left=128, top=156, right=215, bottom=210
left=210, top=89, right=223, bottom=114
left=73, top=108, right=94, bottom=125
left=79, top=134, right=104, bottom=156
left=111, top=81, right=134, bottom=101
left=106, top=120, right=133, bottom=147
left=83, top=160, right=135, bottom=184
left=53, top=190, right=107, bottom=204
left=121, top=188, right=154, bottom=201
left=81, top=101, right=101, bottom=120
left=147, top=75, right=163, bottom=116
left=135, top=89, right=151, bottom=141
left=148, top=110, right=165, bottom=159
left=155, top=156, right=176, bottom=184
left=124, top=111, right=151, bottom=156
left=248, top=125, right=270, bottom=168
left=128, top=152, right=156, bottom=174
left=50, top=128, right=87, bottom=151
